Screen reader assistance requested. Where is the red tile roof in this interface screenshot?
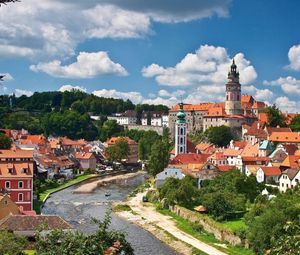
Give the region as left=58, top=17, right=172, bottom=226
left=170, top=153, right=210, bottom=165
left=0, top=149, right=33, bottom=159
left=260, top=166, right=281, bottom=176
left=74, top=152, right=95, bottom=160
left=218, top=165, right=235, bottom=172
left=269, top=132, right=300, bottom=143
left=105, top=137, right=137, bottom=146
left=170, top=103, right=225, bottom=112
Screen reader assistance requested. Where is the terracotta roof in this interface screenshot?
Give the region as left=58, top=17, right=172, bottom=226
left=0, top=162, right=33, bottom=178
left=19, top=135, right=46, bottom=145
left=285, top=113, right=297, bottom=125
left=233, top=140, right=248, bottom=149
left=0, top=215, right=72, bottom=231
left=74, top=152, right=95, bottom=160
left=265, top=127, right=292, bottom=135
left=246, top=165, right=261, bottom=175
left=170, top=153, right=210, bottom=165
left=281, top=155, right=300, bottom=168
left=241, top=95, right=254, bottom=104
left=60, top=137, right=87, bottom=146
left=170, top=103, right=225, bottom=112
left=218, top=165, right=235, bottom=172
left=260, top=166, right=281, bottom=176
left=282, top=144, right=298, bottom=155
left=242, top=156, right=270, bottom=161
left=269, top=132, right=300, bottom=143
left=105, top=137, right=137, bottom=146
left=244, top=121, right=267, bottom=138
left=294, top=149, right=300, bottom=156
left=0, top=149, right=33, bottom=159
left=205, top=107, right=226, bottom=117
left=241, top=143, right=259, bottom=157
left=223, top=148, right=242, bottom=157
left=258, top=113, right=268, bottom=123
left=195, top=143, right=213, bottom=151
left=209, top=151, right=226, bottom=161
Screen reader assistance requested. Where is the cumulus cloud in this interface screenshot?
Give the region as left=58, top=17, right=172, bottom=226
left=0, top=0, right=231, bottom=60
left=243, top=85, right=273, bottom=101
left=158, top=89, right=185, bottom=98
left=142, top=45, right=257, bottom=87
left=264, top=76, right=300, bottom=95
left=92, top=89, right=179, bottom=107
left=58, top=85, right=87, bottom=93
left=275, top=96, right=300, bottom=113
left=14, top=89, right=34, bottom=97
left=287, top=44, right=300, bottom=71
left=30, top=52, right=128, bottom=78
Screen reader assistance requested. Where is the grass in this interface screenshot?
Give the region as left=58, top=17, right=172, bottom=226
left=113, top=203, right=132, bottom=212
left=34, top=174, right=96, bottom=214
left=222, top=219, right=248, bottom=233
left=23, top=251, right=36, bottom=255
left=156, top=207, right=254, bottom=255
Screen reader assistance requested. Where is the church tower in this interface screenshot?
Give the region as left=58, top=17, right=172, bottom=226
left=175, top=102, right=187, bottom=156
left=225, top=59, right=242, bottom=115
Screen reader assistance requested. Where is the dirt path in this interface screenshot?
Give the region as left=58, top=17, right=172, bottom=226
left=73, top=171, right=145, bottom=193
left=118, top=191, right=228, bottom=255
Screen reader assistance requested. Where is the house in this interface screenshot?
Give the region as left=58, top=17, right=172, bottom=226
left=186, top=162, right=220, bottom=181
left=0, top=215, right=72, bottom=237
left=279, top=169, right=300, bottom=192
left=195, top=143, right=215, bottom=154
left=16, top=135, right=47, bottom=150
left=169, top=153, right=210, bottom=167
left=269, top=132, right=300, bottom=146
left=269, top=144, right=297, bottom=164
left=107, top=110, right=137, bottom=125
left=0, top=193, right=21, bottom=220
left=258, top=140, right=274, bottom=157
left=156, top=168, right=184, bottom=188
left=256, top=166, right=281, bottom=184
left=105, top=137, right=138, bottom=163
left=0, top=149, right=34, bottom=211
left=60, top=137, right=87, bottom=151
left=280, top=155, right=300, bottom=170
left=244, top=165, right=261, bottom=177
left=223, top=148, right=242, bottom=166
left=74, top=152, right=97, bottom=170
left=209, top=151, right=227, bottom=166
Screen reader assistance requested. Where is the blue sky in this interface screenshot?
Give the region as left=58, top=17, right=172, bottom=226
left=1, top=0, right=300, bottom=111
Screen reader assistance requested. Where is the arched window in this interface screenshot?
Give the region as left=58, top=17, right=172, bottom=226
left=18, top=193, right=23, bottom=201
left=180, top=128, right=184, bottom=135
left=5, top=181, right=10, bottom=189
left=18, top=181, right=23, bottom=189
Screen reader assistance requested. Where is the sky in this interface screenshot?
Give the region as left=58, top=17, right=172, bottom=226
left=1, top=0, right=300, bottom=112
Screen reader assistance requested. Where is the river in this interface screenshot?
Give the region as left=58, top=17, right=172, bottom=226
left=42, top=175, right=178, bottom=255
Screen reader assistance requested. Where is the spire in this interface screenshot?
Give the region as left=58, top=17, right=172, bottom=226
left=176, top=101, right=186, bottom=124
left=228, top=58, right=239, bottom=79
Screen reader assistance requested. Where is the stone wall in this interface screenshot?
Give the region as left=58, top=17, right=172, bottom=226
left=169, top=205, right=245, bottom=246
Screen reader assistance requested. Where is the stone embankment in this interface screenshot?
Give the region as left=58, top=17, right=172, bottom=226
left=73, top=171, right=145, bottom=193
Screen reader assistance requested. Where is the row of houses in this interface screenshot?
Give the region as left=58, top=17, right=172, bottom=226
left=157, top=122, right=300, bottom=192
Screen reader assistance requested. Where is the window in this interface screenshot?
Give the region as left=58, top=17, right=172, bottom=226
left=22, top=168, right=28, bottom=174
left=5, top=181, right=10, bottom=189
left=18, top=181, right=23, bottom=189
left=18, top=193, right=23, bottom=201
left=8, top=168, right=13, bottom=174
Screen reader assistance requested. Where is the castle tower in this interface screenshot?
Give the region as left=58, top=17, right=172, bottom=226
left=175, top=102, right=187, bottom=156
left=225, top=59, right=242, bottom=115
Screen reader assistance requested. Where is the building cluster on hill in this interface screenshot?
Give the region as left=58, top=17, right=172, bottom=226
left=157, top=60, right=300, bottom=193
left=0, top=128, right=139, bottom=220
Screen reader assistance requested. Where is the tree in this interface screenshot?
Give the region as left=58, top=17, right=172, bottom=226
left=106, top=138, right=129, bottom=162
left=269, top=218, right=300, bottom=255
left=290, top=114, right=300, bottom=131
left=148, top=136, right=170, bottom=176
left=98, top=120, right=123, bottom=141
left=0, top=230, right=27, bottom=255
left=205, top=125, right=233, bottom=147
left=0, top=133, right=11, bottom=149
left=265, top=104, right=287, bottom=127
left=36, top=210, right=133, bottom=255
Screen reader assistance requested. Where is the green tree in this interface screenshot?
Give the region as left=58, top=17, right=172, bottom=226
left=106, top=138, right=129, bottom=162
left=290, top=114, right=300, bottom=131
left=0, top=230, right=27, bottom=255
left=36, top=210, right=133, bottom=255
left=269, top=218, right=300, bottom=255
left=98, top=120, right=123, bottom=141
left=0, top=133, right=11, bottom=149
left=265, top=104, right=287, bottom=127
left=205, top=125, right=233, bottom=147
left=71, top=100, right=87, bottom=114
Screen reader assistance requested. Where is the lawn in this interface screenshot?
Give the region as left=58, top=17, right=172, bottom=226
left=221, top=219, right=248, bottom=233
left=34, top=174, right=96, bottom=213
left=156, top=207, right=254, bottom=255
left=23, top=250, right=36, bottom=255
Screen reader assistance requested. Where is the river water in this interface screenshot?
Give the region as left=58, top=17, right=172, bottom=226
left=42, top=175, right=178, bottom=255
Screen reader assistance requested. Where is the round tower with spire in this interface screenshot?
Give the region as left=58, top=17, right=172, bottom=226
left=225, top=59, right=242, bottom=115
left=175, top=102, right=187, bottom=156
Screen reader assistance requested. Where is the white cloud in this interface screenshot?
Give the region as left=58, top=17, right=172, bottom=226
left=0, top=73, right=14, bottom=81
left=243, top=85, right=273, bottom=101
left=0, top=1, right=231, bottom=60
left=143, top=96, right=178, bottom=107
left=287, top=44, right=300, bottom=71
left=30, top=51, right=128, bottom=78
left=275, top=96, right=300, bottom=113
left=14, top=89, right=34, bottom=97
left=158, top=89, right=185, bottom=98
left=58, top=85, right=87, bottom=93
left=264, top=76, right=300, bottom=95
left=142, top=45, right=257, bottom=87
left=92, top=89, right=143, bottom=105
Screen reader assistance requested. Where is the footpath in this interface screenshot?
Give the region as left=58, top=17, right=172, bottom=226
left=116, top=191, right=228, bottom=255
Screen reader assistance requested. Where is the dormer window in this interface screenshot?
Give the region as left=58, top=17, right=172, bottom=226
left=8, top=168, right=13, bottom=174
left=21, top=168, right=28, bottom=174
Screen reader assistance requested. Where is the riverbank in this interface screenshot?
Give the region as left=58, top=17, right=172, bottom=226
left=34, top=174, right=97, bottom=213
left=115, top=191, right=227, bottom=255
left=73, top=171, right=146, bottom=193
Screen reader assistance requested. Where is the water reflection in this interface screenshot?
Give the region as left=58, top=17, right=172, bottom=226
left=42, top=175, right=178, bottom=255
